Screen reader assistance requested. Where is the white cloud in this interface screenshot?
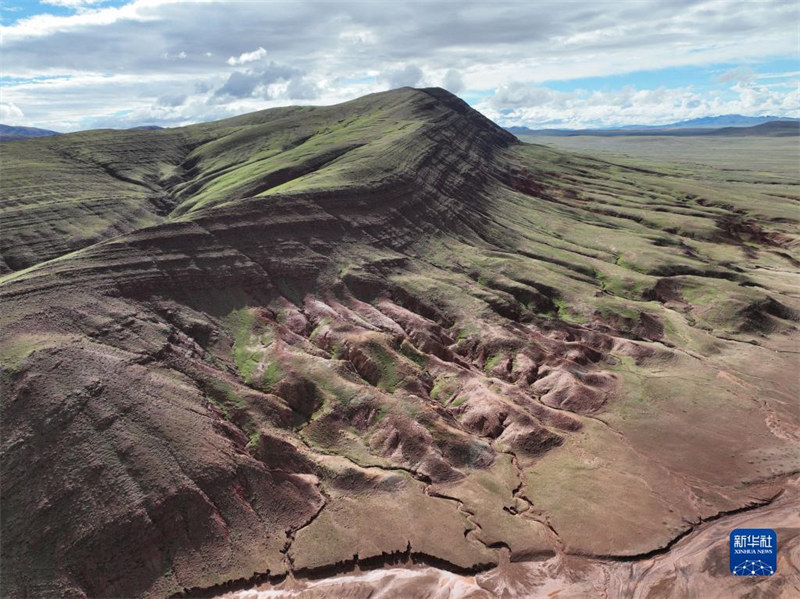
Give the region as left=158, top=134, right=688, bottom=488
left=285, top=77, right=321, bottom=100
left=0, top=102, right=26, bottom=125
left=156, top=93, right=187, bottom=107
left=382, top=64, right=424, bottom=89
left=227, top=46, right=267, bottom=66
left=480, top=79, right=800, bottom=129
left=1, top=0, right=156, bottom=40
left=717, top=66, right=756, bottom=84
left=1, top=0, right=798, bottom=130
left=339, top=29, right=376, bottom=45
left=162, top=50, right=187, bottom=60
left=490, top=82, right=568, bottom=109
left=442, top=69, right=463, bottom=93
left=41, top=0, right=108, bottom=8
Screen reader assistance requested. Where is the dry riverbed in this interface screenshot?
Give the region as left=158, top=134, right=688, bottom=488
left=216, top=476, right=800, bottom=599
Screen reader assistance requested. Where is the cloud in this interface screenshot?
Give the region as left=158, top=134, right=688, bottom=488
left=479, top=79, right=800, bottom=129
left=213, top=71, right=260, bottom=99
left=339, top=29, right=376, bottom=45
left=383, top=64, right=423, bottom=89
left=442, top=69, right=463, bottom=93
left=1, top=0, right=157, bottom=40
left=716, top=66, right=756, bottom=84
left=41, top=0, right=108, bottom=8
left=212, top=62, right=300, bottom=101
left=0, top=102, right=25, bottom=124
left=1, top=0, right=798, bottom=130
left=490, top=82, right=568, bottom=109
left=156, top=93, right=187, bottom=107
left=286, top=77, right=321, bottom=100
left=227, top=46, right=267, bottom=66
left=162, top=50, right=187, bottom=60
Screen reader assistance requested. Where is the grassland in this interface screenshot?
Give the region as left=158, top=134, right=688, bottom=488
left=523, top=134, right=799, bottom=180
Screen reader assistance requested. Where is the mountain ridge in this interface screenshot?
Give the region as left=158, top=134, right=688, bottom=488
left=507, top=115, right=800, bottom=136
left=0, top=124, right=60, bottom=143
left=0, top=87, right=514, bottom=276
left=1, top=87, right=798, bottom=599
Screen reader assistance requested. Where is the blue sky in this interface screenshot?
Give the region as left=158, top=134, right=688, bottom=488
left=0, top=0, right=129, bottom=23
left=0, top=0, right=798, bottom=131
left=542, top=60, right=798, bottom=94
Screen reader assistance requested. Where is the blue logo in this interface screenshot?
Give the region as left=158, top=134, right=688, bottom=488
left=730, top=528, right=777, bottom=576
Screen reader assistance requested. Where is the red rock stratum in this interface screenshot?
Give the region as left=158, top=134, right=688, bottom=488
left=1, top=88, right=798, bottom=598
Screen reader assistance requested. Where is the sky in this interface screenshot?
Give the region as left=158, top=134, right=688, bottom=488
left=0, top=0, right=798, bottom=132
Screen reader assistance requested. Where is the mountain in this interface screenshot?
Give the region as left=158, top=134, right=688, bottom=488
left=656, top=114, right=800, bottom=128
left=508, top=114, right=800, bottom=136
left=0, top=124, right=60, bottom=143
left=706, top=120, right=800, bottom=137
left=1, top=88, right=798, bottom=598
left=0, top=123, right=162, bottom=143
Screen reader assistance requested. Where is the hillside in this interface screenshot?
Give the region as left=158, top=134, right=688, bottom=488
left=1, top=88, right=799, bottom=598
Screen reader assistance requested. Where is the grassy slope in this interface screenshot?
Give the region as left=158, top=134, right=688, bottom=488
left=1, top=89, right=798, bottom=597
left=0, top=89, right=461, bottom=273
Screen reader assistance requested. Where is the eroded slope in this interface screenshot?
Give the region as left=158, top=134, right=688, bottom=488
left=1, top=88, right=798, bottom=598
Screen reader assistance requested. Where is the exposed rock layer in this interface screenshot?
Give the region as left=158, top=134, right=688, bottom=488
left=1, top=88, right=798, bottom=598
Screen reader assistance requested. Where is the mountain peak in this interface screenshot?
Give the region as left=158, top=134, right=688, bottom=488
left=0, top=86, right=514, bottom=279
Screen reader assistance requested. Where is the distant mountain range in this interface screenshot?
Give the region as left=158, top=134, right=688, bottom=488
left=707, top=121, right=800, bottom=137
left=620, top=114, right=800, bottom=129
left=0, top=124, right=60, bottom=143
left=507, top=114, right=800, bottom=137
left=0, top=124, right=165, bottom=143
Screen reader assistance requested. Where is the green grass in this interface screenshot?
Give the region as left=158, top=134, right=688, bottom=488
left=227, top=308, right=261, bottom=382
left=246, top=431, right=260, bottom=451
left=364, top=341, right=402, bottom=392
left=451, top=395, right=470, bottom=407
left=484, top=353, right=505, bottom=372
left=224, top=307, right=285, bottom=389
left=0, top=333, right=75, bottom=371
left=309, top=316, right=332, bottom=341
left=200, top=377, right=247, bottom=420
left=430, top=375, right=458, bottom=403
left=261, top=362, right=284, bottom=392
left=398, top=340, right=427, bottom=367
left=554, top=298, right=587, bottom=324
